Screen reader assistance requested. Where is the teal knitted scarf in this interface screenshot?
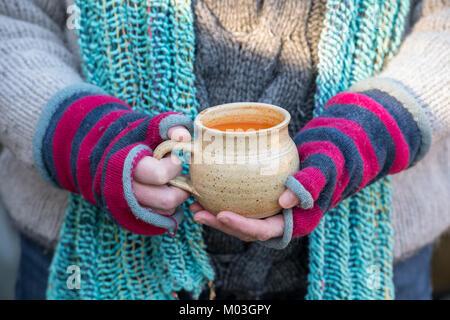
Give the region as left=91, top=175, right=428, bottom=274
left=47, top=0, right=410, bottom=300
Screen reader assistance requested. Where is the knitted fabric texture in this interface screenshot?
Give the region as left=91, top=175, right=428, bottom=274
left=46, top=0, right=409, bottom=300
left=32, top=82, right=195, bottom=234
left=287, top=89, right=423, bottom=238
left=47, top=0, right=214, bottom=299
left=191, top=0, right=322, bottom=298
left=306, top=0, right=410, bottom=300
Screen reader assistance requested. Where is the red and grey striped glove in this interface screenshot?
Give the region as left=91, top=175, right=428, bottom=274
left=262, top=82, right=430, bottom=249
left=33, top=83, right=193, bottom=236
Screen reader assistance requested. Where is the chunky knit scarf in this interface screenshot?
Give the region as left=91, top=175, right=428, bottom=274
left=46, top=0, right=409, bottom=300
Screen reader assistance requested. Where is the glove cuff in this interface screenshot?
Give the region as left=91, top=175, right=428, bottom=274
left=258, top=209, right=294, bottom=250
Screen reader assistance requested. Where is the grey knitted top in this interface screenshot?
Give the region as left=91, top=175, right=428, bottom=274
left=0, top=0, right=449, bottom=299
left=192, top=0, right=324, bottom=298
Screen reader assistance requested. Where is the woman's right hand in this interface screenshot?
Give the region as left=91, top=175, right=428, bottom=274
left=132, top=125, right=192, bottom=216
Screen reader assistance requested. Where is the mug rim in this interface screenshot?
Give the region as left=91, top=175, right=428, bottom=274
left=195, top=102, right=291, bottom=135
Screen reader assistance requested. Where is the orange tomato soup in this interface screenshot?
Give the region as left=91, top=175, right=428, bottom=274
left=208, top=121, right=273, bottom=132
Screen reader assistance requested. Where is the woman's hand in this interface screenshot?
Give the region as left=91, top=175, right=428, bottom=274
left=132, top=125, right=192, bottom=216
left=190, top=189, right=301, bottom=242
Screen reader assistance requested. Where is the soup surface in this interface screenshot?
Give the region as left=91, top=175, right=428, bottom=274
left=208, top=121, right=273, bottom=132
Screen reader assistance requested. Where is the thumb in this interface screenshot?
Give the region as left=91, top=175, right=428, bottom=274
left=279, top=189, right=301, bottom=209
left=167, top=125, right=191, bottom=142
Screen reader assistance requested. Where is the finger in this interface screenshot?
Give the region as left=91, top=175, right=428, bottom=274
left=189, top=202, right=204, bottom=213
left=167, top=125, right=191, bottom=142
left=133, top=181, right=189, bottom=210
left=279, top=189, right=301, bottom=209
left=133, top=155, right=182, bottom=185
left=194, top=210, right=281, bottom=242
left=193, top=210, right=243, bottom=238
left=216, top=211, right=285, bottom=241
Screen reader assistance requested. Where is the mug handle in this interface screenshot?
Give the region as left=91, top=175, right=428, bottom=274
left=152, top=140, right=199, bottom=196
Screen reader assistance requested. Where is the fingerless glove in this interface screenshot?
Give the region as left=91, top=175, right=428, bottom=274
left=261, top=81, right=431, bottom=249
left=33, top=83, right=193, bottom=236
left=286, top=87, right=430, bottom=237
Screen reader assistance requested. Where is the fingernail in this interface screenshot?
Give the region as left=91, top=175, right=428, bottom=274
left=280, top=197, right=292, bottom=208
left=193, top=214, right=203, bottom=223
left=194, top=217, right=203, bottom=224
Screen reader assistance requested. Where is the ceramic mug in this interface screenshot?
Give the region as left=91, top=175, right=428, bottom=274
left=153, top=102, right=299, bottom=219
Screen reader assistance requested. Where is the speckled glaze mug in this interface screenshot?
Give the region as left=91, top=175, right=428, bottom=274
left=153, top=102, right=299, bottom=219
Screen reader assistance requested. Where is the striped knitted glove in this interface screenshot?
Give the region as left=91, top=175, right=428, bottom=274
left=33, top=83, right=193, bottom=236
left=284, top=88, right=430, bottom=239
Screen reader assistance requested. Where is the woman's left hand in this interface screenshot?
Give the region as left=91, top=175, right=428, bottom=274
left=190, top=189, right=300, bottom=242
